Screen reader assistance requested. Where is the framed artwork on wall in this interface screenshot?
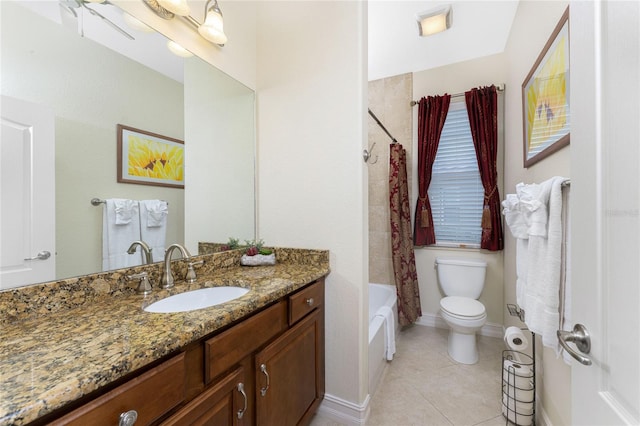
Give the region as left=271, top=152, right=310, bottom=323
left=117, top=124, right=185, bottom=189
left=522, top=7, right=570, bottom=168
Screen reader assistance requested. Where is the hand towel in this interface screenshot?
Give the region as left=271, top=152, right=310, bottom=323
left=102, top=199, right=142, bottom=270
left=516, top=182, right=548, bottom=237
left=139, top=200, right=168, bottom=262
left=114, top=199, right=138, bottom=225
left=502, top=193, right=529, bottom=239
left=376, top=306, right=396, bottom=361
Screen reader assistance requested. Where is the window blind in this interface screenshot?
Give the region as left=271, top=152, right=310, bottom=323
left=428, top=102, right=484, bottom=245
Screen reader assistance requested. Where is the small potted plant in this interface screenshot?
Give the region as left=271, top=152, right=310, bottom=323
left=241, top=239, right=276, bottom=266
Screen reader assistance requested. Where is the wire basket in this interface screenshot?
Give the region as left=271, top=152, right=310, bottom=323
left=502, top=350, right=535, bottom=425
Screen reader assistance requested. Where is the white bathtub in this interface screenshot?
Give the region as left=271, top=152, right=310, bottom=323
left=368, top=283, right=398, bottom=396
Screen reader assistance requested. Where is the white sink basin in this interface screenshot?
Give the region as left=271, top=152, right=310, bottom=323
left=144, top=286, right=249, bottom=313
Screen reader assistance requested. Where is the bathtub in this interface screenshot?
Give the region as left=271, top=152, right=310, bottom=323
left=368, top=283, right=398, bottom=396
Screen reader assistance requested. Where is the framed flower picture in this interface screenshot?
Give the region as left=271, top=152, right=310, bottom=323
left=522, top=7, right=570, bottom=168
left=117, top=124, right=184, bottom=189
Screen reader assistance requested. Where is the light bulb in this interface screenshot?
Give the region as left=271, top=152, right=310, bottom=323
left=167, top=40, right=193, bottom=58
left=157, top=0, right=190, bottom=16
left=198, top=7, right=227, bottom=45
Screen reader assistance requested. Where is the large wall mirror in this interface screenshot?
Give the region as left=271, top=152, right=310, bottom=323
left=0, top=0, right=256, bottom=288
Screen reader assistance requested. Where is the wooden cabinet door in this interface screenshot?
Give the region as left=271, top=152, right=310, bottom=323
left=161, top=367, right=248, bottom=426
left=255, top=310, right=323, bottom=426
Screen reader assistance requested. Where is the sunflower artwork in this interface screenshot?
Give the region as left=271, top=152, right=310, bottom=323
left=117, top=124, right=185, bottom=188
left=522, top=7, right=570, bottom=168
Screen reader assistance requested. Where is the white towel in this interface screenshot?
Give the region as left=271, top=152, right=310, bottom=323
left=139, top=200, right=168, bottom=262
left=502, top=177, right=569, bottom=351
left=502, top=194, right=529, bottom=239
left=375, top=306, right=396, bottom=361
left=102, top=199, right=142, bottom=270
left=516, top=182, right=548, bottom=237
left=114, top=199, right=138, bottom=225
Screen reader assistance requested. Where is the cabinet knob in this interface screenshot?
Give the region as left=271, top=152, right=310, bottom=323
left=260, top=363, right=270, bottom=396
left=237, top=382, right=247, bottom=419
left=118, top=410, right=138, bottom=426
left=306, top=298, right=314, bottom=307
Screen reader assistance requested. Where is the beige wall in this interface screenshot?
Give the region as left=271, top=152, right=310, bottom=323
left=503, top=2, right=571, bottom=425
left=255, top=1, right=369, bottom=413
left=368, top=74, right=413, bottom=286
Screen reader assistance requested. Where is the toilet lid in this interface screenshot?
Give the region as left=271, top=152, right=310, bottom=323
left=440, top=296, right=486, bottom=318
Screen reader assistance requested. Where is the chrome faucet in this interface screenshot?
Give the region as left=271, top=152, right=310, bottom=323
left=161, top=243, right=192, bottom=288
left=127, top=240, right=153, bottom=264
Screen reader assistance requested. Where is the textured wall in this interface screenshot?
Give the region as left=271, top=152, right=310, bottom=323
left=368, top=74, right=413, bottom=286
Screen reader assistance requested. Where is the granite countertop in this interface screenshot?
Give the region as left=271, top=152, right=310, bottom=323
left=0, top=248, right=329, bottom=425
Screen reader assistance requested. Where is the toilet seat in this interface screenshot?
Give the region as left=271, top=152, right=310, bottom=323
left=440, top=296, right=486, bottom=320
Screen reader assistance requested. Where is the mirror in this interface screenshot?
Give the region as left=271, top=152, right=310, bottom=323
left=0, top=1, right=255, bottom=285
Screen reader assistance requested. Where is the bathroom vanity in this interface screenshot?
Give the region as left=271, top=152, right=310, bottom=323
left=0, top=248, right=329, bottom=426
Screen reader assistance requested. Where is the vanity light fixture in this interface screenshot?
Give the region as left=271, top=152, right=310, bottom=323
left=167, top=40, right=194, bottom=57
left=157, top=0, right=190, bottom=16
left=417, top=5, right=452, bottom=37
left=197, top=0, right=227, bottom=45
left=143, top=0, right=228, bottom=47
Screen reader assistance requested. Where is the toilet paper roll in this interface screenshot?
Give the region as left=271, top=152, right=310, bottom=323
left=503, top=360, right=533, bottom=379
left=504, top=326, right=529, bottom=351
left=503, top=360, right=534, bottom=390
left=503, top=381, right=534, bottom=402
left=502, top=395, right=534, bottom=426
left=502, top=394, right=534, bottom=414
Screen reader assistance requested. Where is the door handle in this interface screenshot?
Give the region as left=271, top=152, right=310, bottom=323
left=557, top=324, right=592, bottom=366
left=24, top=251, right=51, bottom=261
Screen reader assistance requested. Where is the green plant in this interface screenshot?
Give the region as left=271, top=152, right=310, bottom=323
left=244, top=239, right=272, bottom=256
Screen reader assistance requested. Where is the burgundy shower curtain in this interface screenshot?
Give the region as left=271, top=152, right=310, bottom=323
left=413, top=95, right=451, bottom=246
left=389, top=143, right=421, bottom=326
left=465, top=85, right=504, bottom=251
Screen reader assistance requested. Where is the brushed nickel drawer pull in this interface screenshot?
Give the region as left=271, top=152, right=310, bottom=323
left=237, top=382, right=247, bottom=419
left=118, top=410, right=138, bottom=426
left=306, top=298, right=314, bottom=306
left=260, top=363, right=270, bottom=396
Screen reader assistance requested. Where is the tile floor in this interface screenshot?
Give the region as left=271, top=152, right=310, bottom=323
left=310, top=325, right=508, bottom=426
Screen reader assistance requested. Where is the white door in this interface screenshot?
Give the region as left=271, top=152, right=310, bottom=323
left=0, top=96, right=55, bottom=289
left=570, top=1, right=640, bottom=424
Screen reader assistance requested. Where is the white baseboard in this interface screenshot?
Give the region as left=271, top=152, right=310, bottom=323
left=415, top=312, right=505, bottom=338
left=316, top=393, right=370, bottom=425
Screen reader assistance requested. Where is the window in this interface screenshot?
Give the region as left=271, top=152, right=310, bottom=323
left=428, top=101, right=484, bottom=246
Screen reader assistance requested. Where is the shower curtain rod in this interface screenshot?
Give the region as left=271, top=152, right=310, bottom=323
left=368, top=108, right=398, bottom=144
left=410, top=84, right=505, bottom=106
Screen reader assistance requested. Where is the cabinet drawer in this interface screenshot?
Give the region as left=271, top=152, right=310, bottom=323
left=205, top=301, right=287, bottom=384
left=161, top=367, right=246, bottom=426
left=289, top=280, right=324, bottom=325
left=51, top=353, right=186, bottom=426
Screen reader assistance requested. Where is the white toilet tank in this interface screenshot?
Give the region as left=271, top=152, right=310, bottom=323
left=435, top=257, right=487, bottom=299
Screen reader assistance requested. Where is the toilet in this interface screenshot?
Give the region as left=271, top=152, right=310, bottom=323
left=435, top=257, right=488, bottom=365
